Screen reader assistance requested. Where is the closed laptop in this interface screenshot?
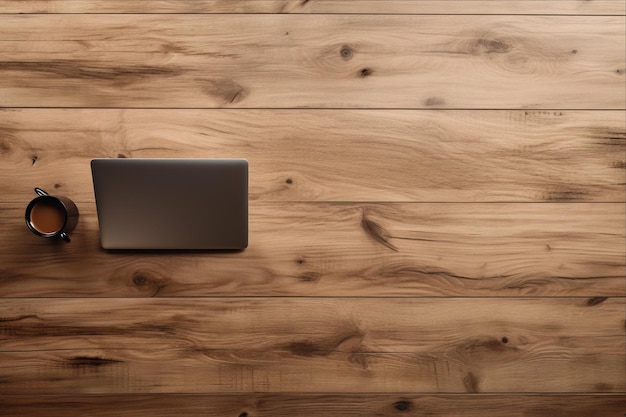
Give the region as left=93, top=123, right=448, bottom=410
left=91, top=158, right=248, bottom=250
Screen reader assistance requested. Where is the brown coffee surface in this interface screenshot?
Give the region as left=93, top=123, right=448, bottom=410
left=30, top=199, right=65, bottom=234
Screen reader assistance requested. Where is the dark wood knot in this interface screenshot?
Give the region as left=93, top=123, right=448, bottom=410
left=133, top=274, right=147, bottom=286
left=360, top=68, right=372, bottom=77
left=425, top=97, right=446, bottom=106
left=476, top=38, right=510, bottom=53
left=68, top=356, right=121, bottom=368
left=586, top=296, right=608, bottom=307
left=298, top=271, right=321, bottom=282
left=0, top=138, right=11, bottom=154
left=393, top=401, right=411, bottom=412
left=340, top=46, right=353, bottom=60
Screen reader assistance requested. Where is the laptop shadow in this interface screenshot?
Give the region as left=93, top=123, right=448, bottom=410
left=103, top=248, right=246, bottom=255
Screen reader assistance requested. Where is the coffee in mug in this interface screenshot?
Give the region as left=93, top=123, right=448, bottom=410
left=25, top=188, right=79, bottom=242
left=30, top=199, right=66, bottom=234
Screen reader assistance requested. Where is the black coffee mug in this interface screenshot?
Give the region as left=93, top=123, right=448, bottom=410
left=25, top=188, right=79, bottom=242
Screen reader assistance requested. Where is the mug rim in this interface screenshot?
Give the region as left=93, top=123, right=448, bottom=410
left=25, top=195, right=69, bottom=237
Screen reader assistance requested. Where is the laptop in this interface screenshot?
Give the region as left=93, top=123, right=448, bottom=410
left=91, top=158, right=248, bottom=250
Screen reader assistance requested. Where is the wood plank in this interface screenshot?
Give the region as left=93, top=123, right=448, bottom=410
left=0, top=0, right=624, bottom=15
left=0, top=109, right=623, bottom=203
left=1, top=394, right=624, bottom=417
left=0, top=203, right=623, bottom=297
left=0, top=15, right=623, bottom=109
left=0, top=297, right=623, bottom=393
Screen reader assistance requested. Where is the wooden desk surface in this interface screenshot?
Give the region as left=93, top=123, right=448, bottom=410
left=0, top=1, right=624, bottom=416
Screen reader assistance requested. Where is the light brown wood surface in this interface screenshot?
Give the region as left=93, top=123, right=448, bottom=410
left=0, top=203, right=624, bottom=297
left=0, top=298, right=624, bottom=393
left=0, top=15, right=624, bottom=108
left=0, top=110, right=624, bottom=203
left=1, top=1, right=624, bottom=415
left=0, top=0, right=624, bottom=15
left=1, top=394, right=624, bottom=417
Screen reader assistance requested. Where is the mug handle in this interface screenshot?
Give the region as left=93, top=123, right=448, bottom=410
left=34, top=187, right=48, bottom=196
left=60, top=231, right=71, bottom=243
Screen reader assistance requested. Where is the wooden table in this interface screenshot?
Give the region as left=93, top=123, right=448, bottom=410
left=1, top=1, right=625, bottom=416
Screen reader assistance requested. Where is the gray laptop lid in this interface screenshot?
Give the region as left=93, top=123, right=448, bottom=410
left=91, top=158, right=248, bottom=250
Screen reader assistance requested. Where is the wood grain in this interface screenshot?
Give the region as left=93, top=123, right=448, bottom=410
left=1, top=394, right=624, bottom=417
left=0, top=109, right=624, bottom=203
left=0, top=203, right=623, bottom=297
left=0, top=0, right=624, bottom=15
left=1, top=1, right=624, bottom=412
left=0, top=298, right=623, bottom=393
left=0, top=15, right=623, bottom=108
